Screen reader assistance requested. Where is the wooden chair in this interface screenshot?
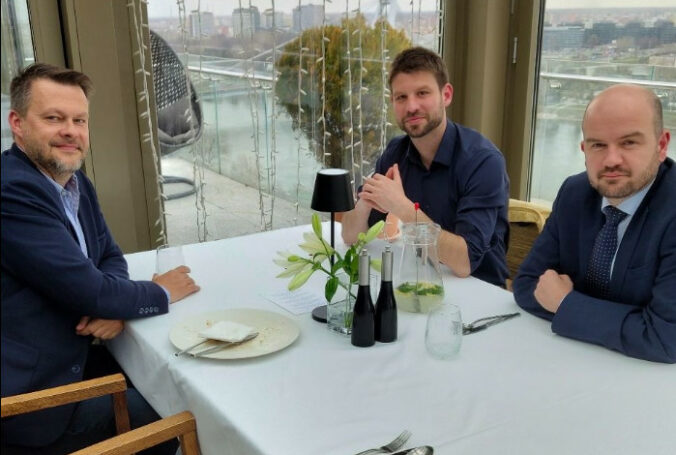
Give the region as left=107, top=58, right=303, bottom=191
left=1, top=373, right=130, bottom=435
left=70, top=411, right=201, bottom=455
left=1, top=373, right=201, bottom=455
left=506, top=198, right=551, bottom=289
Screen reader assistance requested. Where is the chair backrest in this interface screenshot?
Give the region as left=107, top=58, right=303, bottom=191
left=506, top=199, right=552, bottom=288
left=150, top=30, right=203, bottom=154
left=69, top=411, right=201, bottom=455
left=1, top=373, right=130, bottom=435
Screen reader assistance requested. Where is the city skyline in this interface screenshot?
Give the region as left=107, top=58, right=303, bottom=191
left=148, top=0, right=676, bottom=18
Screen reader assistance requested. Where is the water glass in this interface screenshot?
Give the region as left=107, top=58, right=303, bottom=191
left=425, top=304, right=462, bottom=360
left=156, top=245, right=185, bottom=274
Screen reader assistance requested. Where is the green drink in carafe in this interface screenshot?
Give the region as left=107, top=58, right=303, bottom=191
left=395, top=222, right=445, bottom=313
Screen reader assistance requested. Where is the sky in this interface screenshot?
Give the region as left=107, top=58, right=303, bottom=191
left=147, top=0, right=676, bottom=18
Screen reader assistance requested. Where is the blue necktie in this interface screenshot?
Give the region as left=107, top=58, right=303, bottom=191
left=585, top=206, right=628, bottom=299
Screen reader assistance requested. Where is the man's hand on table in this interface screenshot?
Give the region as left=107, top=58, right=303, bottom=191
left=153, top=265, right=201, bottom=303
left=76, top=316, right=124, bottom=339
left=534, top=269, right=573, bottom=313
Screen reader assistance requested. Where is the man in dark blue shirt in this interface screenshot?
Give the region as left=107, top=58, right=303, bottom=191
left=342, top=47, right=509, bottom=287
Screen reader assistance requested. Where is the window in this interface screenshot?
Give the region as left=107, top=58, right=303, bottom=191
left=529, top=1, right=676, bottom=205
left=147, top=0, right=443, bottom=244
left=1, top=0, right=34, bottom=151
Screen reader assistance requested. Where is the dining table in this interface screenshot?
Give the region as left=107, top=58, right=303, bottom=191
left=107, top=223, right=675, bottom=455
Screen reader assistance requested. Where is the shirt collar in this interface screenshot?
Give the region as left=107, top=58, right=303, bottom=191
left=38, top=169, right=79, bottom=195
left=601, top=178, right=654, bottom=217
left=432, top=120, right=456, bottom=167
left=405, top=120, right=456, bottom=168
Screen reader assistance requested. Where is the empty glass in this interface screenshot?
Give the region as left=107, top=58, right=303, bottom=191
left=156, top=245, right=185, bottom=274
left=425, top=304, right=462, bottom=360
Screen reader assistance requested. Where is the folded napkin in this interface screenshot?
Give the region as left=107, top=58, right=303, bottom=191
left=199, top=321, right=256, bottom=342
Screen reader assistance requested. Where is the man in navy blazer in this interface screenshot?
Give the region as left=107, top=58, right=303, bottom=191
left=513, top=84, right=676, bottom=363
left=1, top=64, right=200, bottom=453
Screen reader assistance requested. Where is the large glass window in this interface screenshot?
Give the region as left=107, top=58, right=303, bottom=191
left=530, top=1, right=676, bottom=205
left=1, top=0, right=34, bottom=151
left=147, top=0, right=443, bottom=244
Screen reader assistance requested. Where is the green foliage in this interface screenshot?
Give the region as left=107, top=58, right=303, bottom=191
left=396, top=282, right=444, bottom=296
left=275, top=213, right=385, bottom=302
left=276, top=15, right=412, bottom=170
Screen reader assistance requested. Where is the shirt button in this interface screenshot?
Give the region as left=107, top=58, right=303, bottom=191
left=71, top=364, right=81, bottom=374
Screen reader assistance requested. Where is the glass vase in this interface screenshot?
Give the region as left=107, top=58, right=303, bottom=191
left=326, top=271, right=378, bottom=335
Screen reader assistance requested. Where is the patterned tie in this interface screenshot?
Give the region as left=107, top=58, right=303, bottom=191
left=585, top=206, right=628, bottom=299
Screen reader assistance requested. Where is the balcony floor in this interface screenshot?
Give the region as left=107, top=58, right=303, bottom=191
left=161, top=156, right=313, bottom=245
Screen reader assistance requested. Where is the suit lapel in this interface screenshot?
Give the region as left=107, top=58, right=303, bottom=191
left=610, top=162, right=667, bottom=295
left=610, top=206, right=647, bottom=294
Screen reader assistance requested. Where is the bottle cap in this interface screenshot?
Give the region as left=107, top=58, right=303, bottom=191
left=382, top=245, right=393, bottom=282
left=358, top=249, right=370, bottom=286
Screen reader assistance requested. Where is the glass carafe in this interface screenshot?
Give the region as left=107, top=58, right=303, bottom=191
left=395, top=222, right=445, bottom=313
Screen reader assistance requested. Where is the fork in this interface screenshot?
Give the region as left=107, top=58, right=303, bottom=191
left=354, top=430, right=412, bottom=455
left=462, top=312, right=520, bottom=335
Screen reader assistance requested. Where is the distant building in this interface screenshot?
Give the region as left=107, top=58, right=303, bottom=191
left=656, top=20, right=676, bottom=45
left=263, top=8, right=284, bottom=29
left=189, top=11, right=215, bottom=38
left=292, top=4, right=323, bottom=32
left=233, top=6, right=260, bottom=38
left=587, top=22, right=616, bottom=46
left=542, top=26, right=585, bottom=51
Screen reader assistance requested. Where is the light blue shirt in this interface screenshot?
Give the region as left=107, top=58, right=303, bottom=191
left=41, top=172, right=89, bottom=257
left=601, top=179, right=654, bottom=275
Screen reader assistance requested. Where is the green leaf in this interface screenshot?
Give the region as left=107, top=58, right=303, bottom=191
left=325, top=276, right=339, bottom=302
left=311, top=213, right=322, bottom=239
left=343, top=248, right=354, bottom=268
left=364, top=220, right=385, bottom=243
left=370, top=258, right=382, bottom=273
left=288, top=267, right=314, bottom=291
left=357, top=232, right=366, bottom=243
left=331, top=259, right=344, bottom=274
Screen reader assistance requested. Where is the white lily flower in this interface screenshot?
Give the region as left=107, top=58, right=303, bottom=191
left=298, top=232, right=333, bottom=257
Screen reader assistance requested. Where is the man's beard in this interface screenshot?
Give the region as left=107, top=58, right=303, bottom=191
left=399, top=105, right=444, bottom=139
left=23, top=135, right=85, bottom=179
left=589, top=157, right=659, bottom=200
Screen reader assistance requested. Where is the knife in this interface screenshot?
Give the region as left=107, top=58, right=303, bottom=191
left=190, top=331, right=259, bottom=357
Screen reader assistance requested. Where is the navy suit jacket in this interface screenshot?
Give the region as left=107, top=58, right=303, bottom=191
left=513, top=158, right=676, bottom=363
left=1, top=145, right=168, bottom=446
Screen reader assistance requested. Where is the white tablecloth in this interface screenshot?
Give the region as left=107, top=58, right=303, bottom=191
left=108, top=224, right=675, bottom=455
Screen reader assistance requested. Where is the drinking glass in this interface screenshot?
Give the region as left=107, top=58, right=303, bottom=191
left=156, top=245, right=185, bottom=274
left=425, top=304, right=462, bottom=360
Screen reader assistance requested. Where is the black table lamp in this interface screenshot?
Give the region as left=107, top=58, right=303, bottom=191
left=310, top=168, right=355, bottom=323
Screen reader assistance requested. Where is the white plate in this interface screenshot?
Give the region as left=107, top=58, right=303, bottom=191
left=169, top=309, right=300, bottom=359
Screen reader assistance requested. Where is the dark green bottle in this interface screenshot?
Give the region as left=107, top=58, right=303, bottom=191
left=375, top=245, right=397, bottom=342
left=351, top=249, right=375, bottom=347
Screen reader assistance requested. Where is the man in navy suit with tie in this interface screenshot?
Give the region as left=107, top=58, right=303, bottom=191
left=513, top=84, right=676, bottom=363
left=1, top=64, right=200, bottom=453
